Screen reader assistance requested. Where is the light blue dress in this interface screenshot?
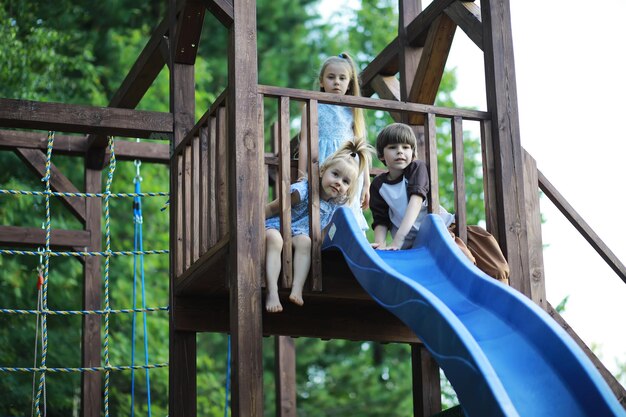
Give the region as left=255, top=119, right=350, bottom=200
left=317, top=103, right=368, bottom=231
left=265, top=180, right=340, bottom=236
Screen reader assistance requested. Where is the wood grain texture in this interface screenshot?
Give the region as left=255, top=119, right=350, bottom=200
left=522, top=150, right=546, bottom=308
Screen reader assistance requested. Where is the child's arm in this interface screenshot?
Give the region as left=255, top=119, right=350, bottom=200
left=265, top=190, right=302, bottom=219
left=386, top=194, right=423, bottom=250
left=371, top=224, right=388, bottom=249
left=361, top=164, right=370, bottom=209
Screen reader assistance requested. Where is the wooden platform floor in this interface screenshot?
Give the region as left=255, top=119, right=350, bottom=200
left=174, top=244, right=419, bottom=343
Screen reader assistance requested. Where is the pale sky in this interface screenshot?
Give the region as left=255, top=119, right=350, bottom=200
left=319, top=0, right=626, bottom=379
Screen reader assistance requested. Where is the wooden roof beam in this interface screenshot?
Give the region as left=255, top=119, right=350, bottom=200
left=200, top=0, right=233, bottom=27
left=407, top=13, right=457, bottom=124
left=14, top=148, right=86, bottom=224
left=174, top=1, right=206, bottom=64
left=369, top=75, right=402, bottom=121
left=0, top=98, right=173, bottom=138
left=445, top=1, right=483, bottom=50
left=360, top=0, right=458, bottom=96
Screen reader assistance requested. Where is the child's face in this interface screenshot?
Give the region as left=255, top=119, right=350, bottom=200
left=319, top=160, right=354, bottom=201
left=319, top=62, right=351, bottom=95
left=382, top=143, right=414, bottom=171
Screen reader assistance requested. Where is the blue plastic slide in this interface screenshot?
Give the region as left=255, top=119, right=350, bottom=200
left=322, top=207, right=626, bottom=417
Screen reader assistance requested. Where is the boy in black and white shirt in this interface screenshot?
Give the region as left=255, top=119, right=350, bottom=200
left=369, top=123, right=510, bottom=283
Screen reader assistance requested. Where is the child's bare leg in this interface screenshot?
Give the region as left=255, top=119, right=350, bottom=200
left=289, top=235, right=311, bottom=306
left=265, top=229, right=283, bottom=313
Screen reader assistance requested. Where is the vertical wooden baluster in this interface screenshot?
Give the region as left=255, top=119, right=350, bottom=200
left=217, top=105, right=228, bottom=240
left=451, top=116, right=467, bottom=243
left=278, top=96, right=293, bottom=288
left=307, top=99, right=321, bottom=292
left=176, top=153, right=184, bottom=276
left=192, top=134, right=200, bottom=261
left=183, top=143, right=192, bottom=270
left=258, top=94, right=267, bottom=288
left=480, top=119, right=499, bottom=237
left=208, top=115, right=218, bottom=247
left=424, top=113, right=439, bottom=215
left=200, top=123, right=209, bottom=255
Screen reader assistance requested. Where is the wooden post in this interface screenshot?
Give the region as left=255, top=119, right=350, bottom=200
left=228, top=0, right=264, bottom=415
left=275, top=336, right=297, bottom=417
left=480, top=0, right=531, bottom=295
left=169, top=0, right=199, bottom=415
left=412, top=345, right=441, bottom=417
left=522, top=150, right=546, bottom=308
left=81, top=163, right=101, bottom=417
left=398, top=0, right=426, bottom=159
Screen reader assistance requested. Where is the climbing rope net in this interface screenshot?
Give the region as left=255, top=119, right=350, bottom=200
left=0, top=132, right=169, bottom=417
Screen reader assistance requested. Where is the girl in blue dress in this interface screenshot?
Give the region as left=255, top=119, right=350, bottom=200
left=297, top=52, right=370, bottom=233
left=265, top=136, right=373, bottom=312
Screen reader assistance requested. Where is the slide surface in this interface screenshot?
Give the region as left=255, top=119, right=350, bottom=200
left=322, top=207, right=625, bottom=417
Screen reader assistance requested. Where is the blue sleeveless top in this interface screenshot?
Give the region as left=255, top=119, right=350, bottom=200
left=265, top=180, right=340, bottom=236
left=315, top=103, right=368, bottom=231
left=317, top=103, right=354, bottom=164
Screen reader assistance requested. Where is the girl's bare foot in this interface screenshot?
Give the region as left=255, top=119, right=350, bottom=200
left=266, top=291, right=283, bottom=313
left=288, top=291, right=304, bottom=306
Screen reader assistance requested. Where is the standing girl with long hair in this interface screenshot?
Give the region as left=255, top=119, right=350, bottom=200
left=297, top=52, right=370, bottom=233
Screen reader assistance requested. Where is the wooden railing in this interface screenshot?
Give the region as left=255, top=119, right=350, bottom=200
left=257, top=85, right=492, bottom=292
left=170, top=83, right=626, bottom=305
left=171, top=89, right=228, bottom=278
left=537, top=169, right=626, bottom=284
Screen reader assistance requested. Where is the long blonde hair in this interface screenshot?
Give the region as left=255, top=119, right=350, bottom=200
left=318, top=52, right=366, bottom=142
left=319, top=136, right=374, bottom=205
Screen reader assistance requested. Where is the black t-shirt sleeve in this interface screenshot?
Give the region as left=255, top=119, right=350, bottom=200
left=369, top=175, right=391, bottom=230
left=405, top=160, right=429, bottom=200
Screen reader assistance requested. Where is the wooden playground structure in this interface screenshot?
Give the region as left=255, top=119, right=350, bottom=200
left=1, top=0, right=625, bottom=416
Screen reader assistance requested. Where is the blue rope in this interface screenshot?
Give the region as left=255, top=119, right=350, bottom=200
left=131, top=164, right=152, bottom=417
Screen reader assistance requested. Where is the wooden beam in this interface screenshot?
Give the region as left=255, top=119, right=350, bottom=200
left=0, top=130, right=169, bottom=163
left=522, top=150, right=546, bottom=308
left=201, top=0, right=233, bottom=27
left=174, top=295, right=419, bottom=343
left=168, top=0, right=198, bottom=414
left=398, top=0, right=423, bottom=103
left=0, top=98, right=173, bottom=138
left=481, top=0, right=531, bottom=295
left=408, top=13, right=456, bottom=124
left=14, top=148, right=87, bottom=224
left=257, top=85, right=490, bottom=121
left=369, top=75, right=402, bottom=121
left=275, top=336, right=297, bottom=417
left=81, top=163, right=102, bottom=417
left=174, top=1, right=205, bottom=64
left=445, top=0, right=483, bottom=50
left=228, top=0, right=263, bottom=414
left=0, top=225, right=90, bottom=248
left=406, top=0, right=457, bottom=47
left=538, top=170, right=626, bottom=284
left=412, top=345, right=442, bottom=417
left=361, top=0, right=457, bottom=96
left=112, top=140, right=170, bottom=163
left=0, top=130, right=88, bottom=155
